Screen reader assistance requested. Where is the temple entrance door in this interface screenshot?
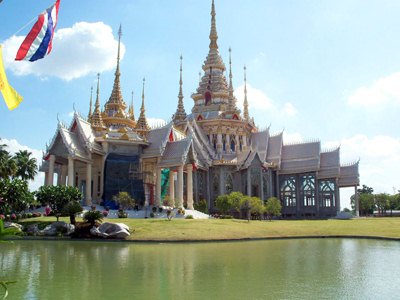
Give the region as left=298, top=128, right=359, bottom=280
left=252, top=185, right=259, bottom=198
left=149, top=184, right=154, bottom=206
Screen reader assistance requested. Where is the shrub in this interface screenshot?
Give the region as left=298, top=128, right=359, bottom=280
left=117, top=209, right=128, bottom=218
left=194, top=199, right=208, bottom=214
left=220, top=215, right=233, bottom=219
left=162, top=197, right=171, bottom=207
left=102, top=210, right=109, bottom=217
left=152, top=206, right=157, bottom=213
left=185, top=215, right=194, bottom=219
left=10, top=213, right=17, bottom=220
left=32, top=212, right=41, bottom=218
left=0, top=214, right=5, bottom=220
left=177, top=208, right=185, bottom=215
left=150, top=212, right=155, bottom=218
left=83, top=210, right=103, bottom=226
left=113, top=192, right=135, bottom=210
left=158, top=207, right=163, bottom=213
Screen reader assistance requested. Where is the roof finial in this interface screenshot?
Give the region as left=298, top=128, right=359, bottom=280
left=243, top=65, right=249, bottom=121
left=209, top=0, right=218, bottom=50
left=88, top=85, right=93, bottom=121
left=90, top=73, right=106, bottom=131
left=228, top=47, right=235, bottom=110
left=136, top=77, right=150, bottom=134
left=117, top=24, right=122, bottom=75
left=199, top=71, right=202, bottom=83
left=129, top=90, right=135, bottom=121
left=173, top=55, right=187, bottom=124
left=96, top=73, right=100, bottom=108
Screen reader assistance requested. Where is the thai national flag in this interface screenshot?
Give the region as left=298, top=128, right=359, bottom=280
left=15, top=0, right=61, bottom=62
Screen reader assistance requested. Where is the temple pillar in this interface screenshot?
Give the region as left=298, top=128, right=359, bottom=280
left=60, top=165, right=67, bottom=186
left=247, top=167, right=251, bottom=196
left=235, top=135, right=240, bottom=153
left=177, top=165, right=184, bottom=208
left=260, top=170, right=264, bottom=201
left=217, top=133, right=222, bottom=154
left=169, top=169, right=175, bottom=207
left=47, top=155, right=55, bottom=186
left=243, top=134, right=248, bottom=151
left=44, top=172, right=49, bottom=186
left=144, top=184, right=150, bottom=207
left=187, top=164, right=194, bottom=210
left=67, top=156, right=74, bottom=187
left=226, top=134, right=231, bottom=153
left=355, top=185, right=359, bottom=217
left=100, top=142, right=109, bottom=199
left=85, top=162, right=92, bottom=205
left=156, top=167, right=162, bottom=207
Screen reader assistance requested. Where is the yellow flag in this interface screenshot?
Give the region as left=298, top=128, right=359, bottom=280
left=0, top=45, right=23, bottom=110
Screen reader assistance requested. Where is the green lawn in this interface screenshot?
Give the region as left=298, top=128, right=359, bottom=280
left=18, top=217, right=400, bottom=241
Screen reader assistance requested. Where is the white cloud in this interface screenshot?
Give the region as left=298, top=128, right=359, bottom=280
left=147, top=118, right=167, bottom=128
left=1, top=138, right=44, bottom=192
left=234, top=84, right=297, bottom=118
left=2, top=22, right=124, bottom=81
left=324, top=135, right=400, bottom=205
left=348, top=72, right=400, bottom=107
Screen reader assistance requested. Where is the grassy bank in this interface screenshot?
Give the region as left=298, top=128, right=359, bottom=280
left=18, top=217, right=400, bottom=241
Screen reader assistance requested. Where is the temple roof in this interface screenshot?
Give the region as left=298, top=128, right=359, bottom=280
left=318, top=147, right=340, bottom=179
left=158, top=138, right=195, bottom=168
left=338, top=161, right=360, bottom=187
left=280, top=141, right=321, bottom=174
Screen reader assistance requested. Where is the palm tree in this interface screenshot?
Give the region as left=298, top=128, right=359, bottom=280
left=13, top=150, right=37, bottom=181
left=0, top=150, right=16, bottom=179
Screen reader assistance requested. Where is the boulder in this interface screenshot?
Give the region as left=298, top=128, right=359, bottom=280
left=4, top=222, right=23, bottom=232
left=90, top=222, right=130, bottom=239
left=42, top=221, right=75, bottom=236
left=25, top=224, right=40, bottom=235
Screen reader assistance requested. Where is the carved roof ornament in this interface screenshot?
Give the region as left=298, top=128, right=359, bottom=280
left=228, top=47, right=237, bottom=111
left=243, top=65, right=249, bottom=121
left=173, top=55, right=187, bottom=124
left=136, top=77, right=150, bottom=134
left=88, top=86, right=93, bottom=122
left=128, top=91, right=136, bottom=122
left=90, top=73, right=106, bottom=132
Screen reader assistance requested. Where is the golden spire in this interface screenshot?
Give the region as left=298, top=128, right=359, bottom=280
left=243, top=65, right=249, bottom=121
left=228, top=47, right=236, bottom=110
left=136, top=77, right=150, bottom=132
left=90, top=73, right=106, bottom=131
left=209, top=0, right=218, bottom=50
left=88, top=85, right=93, bottom=121
left=128, top=91, right=135, bottom=121
left=104, top=25, right=126, bottom=115
left=173, top=55, right=187, bottom=124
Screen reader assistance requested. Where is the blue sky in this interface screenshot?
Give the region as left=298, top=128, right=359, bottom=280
left=1, top=0, right=400, bottom=208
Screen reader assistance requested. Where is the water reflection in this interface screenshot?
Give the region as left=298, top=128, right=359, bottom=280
left=1, top=239, right=400, bottom=299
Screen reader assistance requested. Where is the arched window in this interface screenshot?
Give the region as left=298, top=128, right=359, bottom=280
left=301, top=174, right=315, bottom=206
left=205, top=91, right=212, bottom=105
left=230, top=135, right=235, bottom=152
left=222, top=134, right=226, bottom=152
left=280, top=176, right=296, bottom=207
left=225, top=173, right=233, bottom=194
left=212, top=134, right=217, bottom=151
left=319, top=180, right=336, bottom=207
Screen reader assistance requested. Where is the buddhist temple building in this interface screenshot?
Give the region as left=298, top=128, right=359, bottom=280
left=40, top=1, right=359, bottom=218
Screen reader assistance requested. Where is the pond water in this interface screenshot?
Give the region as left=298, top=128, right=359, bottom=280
left=1, top=239, right=400, bottom=299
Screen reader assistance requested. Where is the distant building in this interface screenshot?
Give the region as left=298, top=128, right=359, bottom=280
left=41, top=1, right=359, bottom=218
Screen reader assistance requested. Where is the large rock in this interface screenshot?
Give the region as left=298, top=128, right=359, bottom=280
left=4, top=222, right=23, bottom=232
left=42, top=221, right=75, bottom=236
left=90, top=222, right=130, bottom=239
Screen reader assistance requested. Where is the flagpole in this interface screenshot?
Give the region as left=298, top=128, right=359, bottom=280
left=11, top=15, right=38, bottom=37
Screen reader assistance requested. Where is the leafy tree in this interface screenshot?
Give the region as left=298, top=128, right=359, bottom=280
left=351, top=184, right=374, bottom=214
left=113, top=191, right=135, bottom=210
left=215, top=194, right=231, bottom=216
left=13, top=150, right=38, bottom=181
left=0, top=178, right=33, bottom=214
left=240, top=196, right=252, bottom=221
left=359, top=193, right=375, bottom=216
left=388, top=194, right=399, bottom=216
left=265, top=197, right=282, bottom=221
left=0, top=152, right=16, bottom=180
left=375, top=193, right=389, bottom=215
left=228, top=192, right=245, bottom=213
left=36, top=186, right=82, bottom=221
left=248, top=197, right=265, bottom=220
